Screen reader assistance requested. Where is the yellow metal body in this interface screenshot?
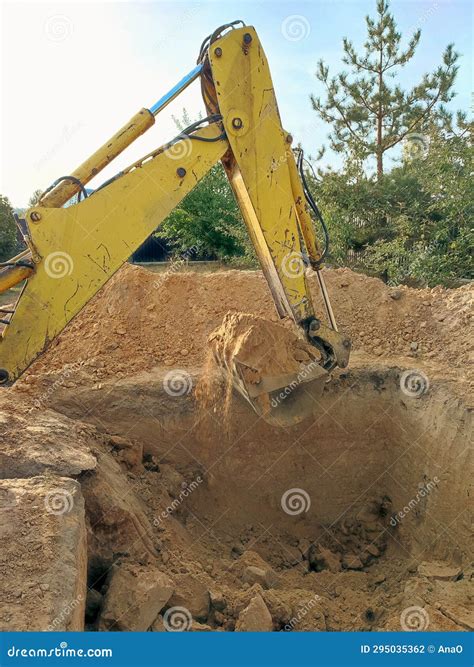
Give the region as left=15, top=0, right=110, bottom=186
left=1, top=126, right=226, bottom=381
left=208, top=27, right=314, bottom=323
left=0, top=24, right=349, bottom=384
left=0, top=250, right=34, bottom=292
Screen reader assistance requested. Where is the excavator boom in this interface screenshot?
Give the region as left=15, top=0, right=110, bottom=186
left=0, top=22, right=350, bottom=424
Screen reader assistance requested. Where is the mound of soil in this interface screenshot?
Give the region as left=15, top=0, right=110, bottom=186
left=16, top=264, right=473, bottom=390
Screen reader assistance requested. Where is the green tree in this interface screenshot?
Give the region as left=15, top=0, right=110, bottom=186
left=156, top=110, right=247, bottom=260
left=399, top=119, right=473, bottom=285
left=311, top=0, right=459, bottom=179
left=312, top=118, right=472, bottom=286
left=156, top=163, right=246, bottom=260
left=0, top=195, right=18, bottom=262
left=28, top=189, right=43, bottom=207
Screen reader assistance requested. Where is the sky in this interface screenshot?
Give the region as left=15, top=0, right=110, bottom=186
left=0, top=0, right=472, bottom=207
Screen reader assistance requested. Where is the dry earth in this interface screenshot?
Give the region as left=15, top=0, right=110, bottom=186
left=1, top=264, right=472, bottom=632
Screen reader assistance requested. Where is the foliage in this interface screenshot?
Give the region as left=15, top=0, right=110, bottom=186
left=155, top=162, right=248, bottom=261
left=0, top=195, right=18, bottom=262
left=311, top=120, right=472, bottom=286
left=311, top=0, right=459, bottom=178
left=28, top=189, right=43, bottom=207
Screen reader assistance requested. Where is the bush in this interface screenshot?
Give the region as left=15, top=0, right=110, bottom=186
left=0, top=195, right=18, bottom=262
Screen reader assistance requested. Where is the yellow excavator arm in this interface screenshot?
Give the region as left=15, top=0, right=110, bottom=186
left=0, top=21, right=350, bottom=418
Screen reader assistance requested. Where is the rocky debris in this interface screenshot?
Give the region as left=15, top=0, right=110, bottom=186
left=0, top=476, right=87, bottom=631
left=261, top=590, right=293, bottom=628
left=231, top=550, right=272, bottom=574
left=230, top=551, right=280, bottom=588
left=399, top=575, right=473, bottom=631
left=365, top=544, right=380, bottom=558
left=230, top=543, right=245, bottom=559
left=243, top=565, right=279, bottom=589
left=371, top=573, right=386, bottom=585
left=388, top=289, right=402, bottom=300
left=117, top=444, right=143, bottom=469
left=418, top=561, right=462, bottom=581
left=209, top=589, right=226, bottom=612
left=109, top=435, right=131, bottom=449
left=342, top=554, right=364, bottom=570
left=280, top=545, right=303, bottom=567
left=235, top=594, right=273, bottom=632
left=190, top=621, right=213, bottom=631
left=81, top=450, right=158, bottom=562
left=167, top=573, right=210, bottom=621
left=0, top=395, right=97, bottom=479
left=109, top=435, right=143, bottom=470
left=305, top=510, right=388, bottom=574
left=308, top=546, right=341, bottom=573
left=99, top=563, right=173, bottom=631
left=159, top=464, right=187, bottom=498
left=435, top=604, right=474, bottom=631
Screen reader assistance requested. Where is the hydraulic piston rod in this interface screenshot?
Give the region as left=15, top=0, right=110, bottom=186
left=38, top=65, right=203, bottom=209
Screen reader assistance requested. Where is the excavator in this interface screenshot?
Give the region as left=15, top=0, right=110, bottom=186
left=0, top=21, right=350, bottom=425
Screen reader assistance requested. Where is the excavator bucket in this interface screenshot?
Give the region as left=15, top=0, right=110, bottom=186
left=208, top=313, right=328, bottom=427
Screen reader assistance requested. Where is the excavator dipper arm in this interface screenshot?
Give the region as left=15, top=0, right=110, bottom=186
left=0, top=22, right=350, bottom=422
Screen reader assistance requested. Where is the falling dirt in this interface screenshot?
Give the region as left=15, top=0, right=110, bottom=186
left=209, top=312, right=321, bottom=381
left=2, top=264, right=473, bottom=632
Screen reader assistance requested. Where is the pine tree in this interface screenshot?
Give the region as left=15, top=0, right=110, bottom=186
left=311, top=0, right=459, bottom=179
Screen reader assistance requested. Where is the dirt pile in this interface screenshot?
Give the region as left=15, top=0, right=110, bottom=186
left=16, top=264, right=473, bottom=390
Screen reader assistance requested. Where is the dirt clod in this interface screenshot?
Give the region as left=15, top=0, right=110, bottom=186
left=99, top=563, right=173, bottom=631
left=235, top=594, right=273, bottom=632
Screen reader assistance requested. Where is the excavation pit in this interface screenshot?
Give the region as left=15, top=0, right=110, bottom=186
left=4, top=265, right=472, bottom=632
left=41, top=364, right=471, bottom=632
